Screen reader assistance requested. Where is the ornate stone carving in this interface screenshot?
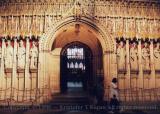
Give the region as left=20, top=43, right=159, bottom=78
left=154, top=42, right=160, bottom=70
left=17, top=40, right=26, bottom=69
left=116, top=19, right=124, bottom=37
left=5, top=40, right=13, bottom=69
left=142, top=42, right=150, bottom=70
left=30, top=41, right=38, bottom=69
left=117, top=40, right=126, bottom=71
left=74, top=0, right=82, bottom=17
left=106, top=19, right=114, bottom=34
left=130, top=42, right=138, bottom=71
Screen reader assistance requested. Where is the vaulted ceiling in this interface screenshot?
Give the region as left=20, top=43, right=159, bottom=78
left=52, top=23, right=103, bottom=56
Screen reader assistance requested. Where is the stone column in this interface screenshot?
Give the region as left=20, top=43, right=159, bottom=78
left=37, top=48, right=46, bottom=103
left=103, top=51, right=111, bottom=101
left=35, top=40, right=39, bottom=103
left=40, top=50, right=51, bottom=103
left=114, top=39, right=118, bottom=79
left=0, top=38, right=6, bottom=100
left=138, top=39, right=143, bottom=89
left=138, top=39, right=144, bottom=101
left=38, top=51, right=42, bottom=89
left=25, top=37, right=30, bottom=101
left=12, top=38, right=18, bottom=101
left=50, top=48, right=61, bottom=94
left=125, top=39, right=131, bottom=89
left=149, top=39, right=156, bottom=88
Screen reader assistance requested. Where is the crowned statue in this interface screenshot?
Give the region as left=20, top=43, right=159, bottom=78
left=30, top=41, right=38, bottom=69
left=142, top=42, right=150, bottom=70
left=5, top=40, right=13, bottom=69
left=154, top=43, right=160, bottom=70
left=130, top=42, right=138, bottom=70
left=117, top=41, right=126, bottom=70
left=17, top=40, right=26, bottom=69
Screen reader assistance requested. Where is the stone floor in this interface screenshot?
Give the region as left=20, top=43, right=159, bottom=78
left=0, top=108, right=160, bottom=114
left=0, top=101, right=160, bottom=114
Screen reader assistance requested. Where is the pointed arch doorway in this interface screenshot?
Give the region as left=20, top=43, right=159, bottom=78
left=51, top=23, right=105, bottom=98
left=39, top=17, right=114, bottom=103
left=60, top=42, right=93, bottom=93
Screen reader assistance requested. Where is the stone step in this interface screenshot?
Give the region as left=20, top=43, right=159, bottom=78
left=49, top=93, right=91, bottom=106
left=23, top=110, right=92, bottom=114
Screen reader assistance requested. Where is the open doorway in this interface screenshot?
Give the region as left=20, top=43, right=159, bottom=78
left=60, top=41, right=93, bottom=93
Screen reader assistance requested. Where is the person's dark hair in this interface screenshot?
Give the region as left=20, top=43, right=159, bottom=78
left=112, top=78, right=117, bottom=83
left=113, top=94, right=116, bottom=98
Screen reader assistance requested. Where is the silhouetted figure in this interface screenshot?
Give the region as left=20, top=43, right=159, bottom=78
left=109, top=78, right=120, bottom=113
left=110, top=95, right=120, bottom=113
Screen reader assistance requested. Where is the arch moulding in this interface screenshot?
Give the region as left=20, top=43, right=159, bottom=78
left=39, top=16, right=115, bottom=53
left=38, top=16, right=114, bottom=101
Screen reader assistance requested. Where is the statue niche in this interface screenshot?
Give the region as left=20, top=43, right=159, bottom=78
left=154, top=42, right=160, bottom=71
left=117, top=40, right=126, bottom=71
left=17, top=40, right=26, bottom=69
left=30, top=41, right=38, bottom=69
left=142, top=42, right=150, bottom=71
left=5, top=40, right=13, bottom=69
left=130, top=42, right=138, bottom=71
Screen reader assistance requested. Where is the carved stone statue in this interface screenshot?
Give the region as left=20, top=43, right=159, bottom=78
left=130, top=42, right=138, bottom=71
left=117, top=41, right=126, bottom=70
left=30, top=41, right=38, bottom=69
left=5, top=40, right=13, bottom=69
left=142, top=42, right=150, bottom=70
left=154, top=43, right=160, bottom=70
left=17, top=40, right=26, bottom=69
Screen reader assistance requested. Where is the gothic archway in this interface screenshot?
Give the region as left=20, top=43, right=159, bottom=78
left=38, top=16, right=113, bottom=102
left=50, top=22, right=105, bottom=101
left=39, top=16, right=114, bottom=52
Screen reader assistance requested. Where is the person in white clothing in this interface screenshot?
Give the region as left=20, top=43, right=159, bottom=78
left=109, top=78, right=120, bottom=113
left=110, top=78, right=119, bottom=100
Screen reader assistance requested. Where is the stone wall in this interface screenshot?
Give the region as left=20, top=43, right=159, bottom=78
left=0, top=0, right=159, bottom=104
